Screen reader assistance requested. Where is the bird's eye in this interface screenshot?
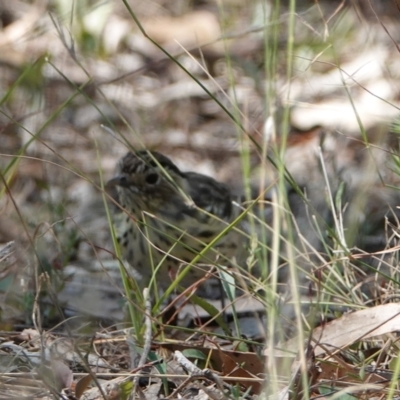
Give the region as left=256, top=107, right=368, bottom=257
left=145, top=173, right=159, bottom=185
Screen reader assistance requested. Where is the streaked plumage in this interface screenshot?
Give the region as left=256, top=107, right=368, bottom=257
left=107, top=151, right=239, bottom=294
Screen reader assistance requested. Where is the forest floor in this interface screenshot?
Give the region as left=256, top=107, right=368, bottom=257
left=1, top=0, right=400, bottom=398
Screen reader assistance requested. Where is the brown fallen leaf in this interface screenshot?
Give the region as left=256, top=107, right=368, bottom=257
left=75, top=374, right=93, bottom=399
left=276, top=303, right=400, bottom=357
left=218, top=349, right=263, bottom=394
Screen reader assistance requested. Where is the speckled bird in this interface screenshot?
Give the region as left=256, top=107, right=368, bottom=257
left=107, top=151, right=240, bottom=293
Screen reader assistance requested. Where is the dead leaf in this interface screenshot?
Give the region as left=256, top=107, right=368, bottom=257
left=218, top=349, right=262, bottom=394
left=75, top=374, right=93, bottom=399
left=278, top=304, right=400, bottom=357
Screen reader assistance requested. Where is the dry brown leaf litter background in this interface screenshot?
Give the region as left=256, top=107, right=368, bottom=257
left=1, top=0, right=400, bottom=398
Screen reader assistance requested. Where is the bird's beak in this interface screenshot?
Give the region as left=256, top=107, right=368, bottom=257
left=106, top=175, right=130, bottom=189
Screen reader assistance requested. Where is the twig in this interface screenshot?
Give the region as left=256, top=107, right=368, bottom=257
left=167, top=351, right=229, bottom=399
left=0, top=241, right=15, bottom=260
